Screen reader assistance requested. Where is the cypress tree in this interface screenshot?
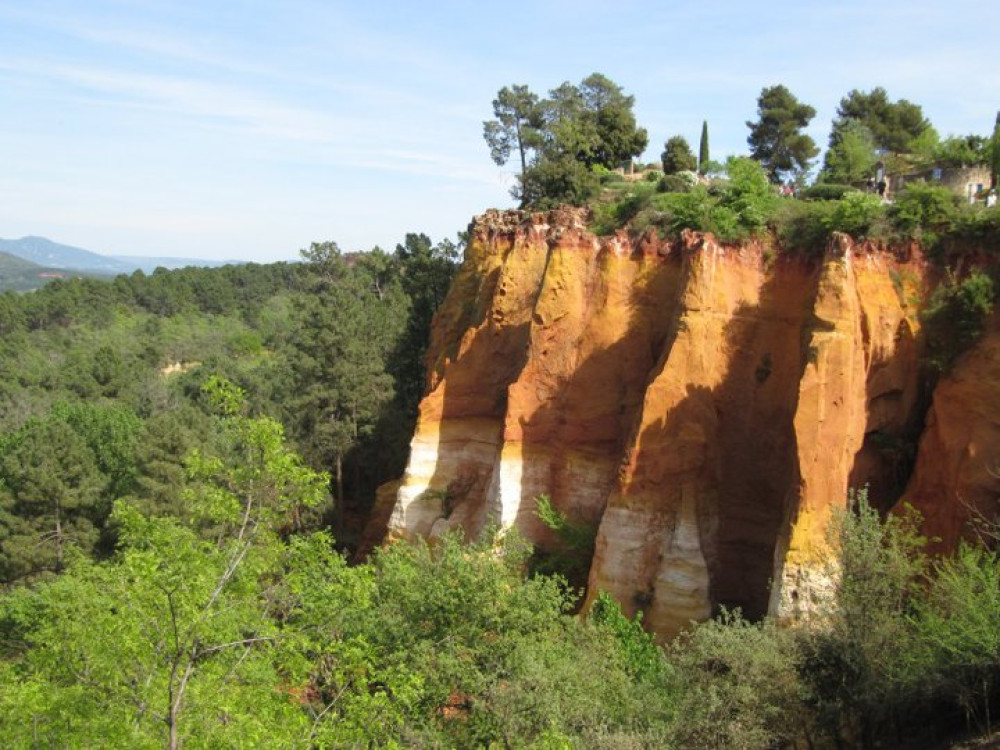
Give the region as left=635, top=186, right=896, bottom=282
left=698, top=120, right=710, bottom=175
left=991, top=110, right=1000, bottom=190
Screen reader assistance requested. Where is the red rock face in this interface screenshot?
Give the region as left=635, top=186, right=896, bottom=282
left=386, top=210, right=940, bottom=638
left=901, top=324, right=1000, bottom=552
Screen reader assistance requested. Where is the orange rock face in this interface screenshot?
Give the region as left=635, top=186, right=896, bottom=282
left=387, top=210, right=935, bottom=638
left=901, top=323, right=1000, bottom=552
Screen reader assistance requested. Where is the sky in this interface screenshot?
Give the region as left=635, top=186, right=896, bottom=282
left=0, top=0, right=997, bottom=263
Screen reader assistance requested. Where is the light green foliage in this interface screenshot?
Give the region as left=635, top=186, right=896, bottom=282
left=821, top=118, right=879, bottom=184
left=890, top=181, right=962, bottom=238
left=824, top=191, right=886, bottom=237
left=661, top=135, right=697, bottom=175
left=934, top=134, right=989, bottom=168
left=746, top=84, right=819, bottom=182
left=910, top=544, right=1000, bottom=729
left=717, top=156, right=781, bottom=236
left=589, top=592, right=668, bottom=684
left=668, top=610, right=808, bottom=749
left=0, top=394, right=328, bottom=748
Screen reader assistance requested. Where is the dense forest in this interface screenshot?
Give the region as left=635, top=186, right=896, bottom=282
left=0, top=221, right=998, bottom=748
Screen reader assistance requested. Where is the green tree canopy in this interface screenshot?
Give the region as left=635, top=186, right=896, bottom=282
left=746, top=84, right=819, bottom=183
left=662, top=135, right=697, bottom=175
left=821, top=118, right=879, bottom=184
left=830, top=87, right=931, bottom=154
left=486, top=74, right=648, bottom=208
left=482, top=84, right=544, bottom=180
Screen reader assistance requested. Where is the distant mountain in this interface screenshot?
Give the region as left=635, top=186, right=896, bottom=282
left=0, top=236, right=132, bottom=274
left=0, top=250, right=87, bottom=292
left=109, top=256, right=242, bottom=274
left=0, top=237, right=244, bottom=276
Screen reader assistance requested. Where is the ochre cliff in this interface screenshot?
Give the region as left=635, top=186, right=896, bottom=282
left=383, top=207, right=984, bottom=638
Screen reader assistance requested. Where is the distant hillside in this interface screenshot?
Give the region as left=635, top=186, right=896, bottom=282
left=0, top=250, right=84, bottom=292
left=0, top=237, right=244, bottom=276
left=0, top=236, right=132, bottom=274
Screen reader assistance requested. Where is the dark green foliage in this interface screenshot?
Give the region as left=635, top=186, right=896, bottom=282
left=661, top=135, right=697, bottom=174
left=920, top=270, right=995, bottom=371
left=800, top=491, right=929, bottom=745
left=658, top=173, right=694, bottom=193
left=799, top=182, right=858, bottom=201
left=831, top=87, right=932, bottom=154
left=533, top=494, right=597, bottom=585
left=992, top=111, right=1000, bottom=189
left=774, top=198, right=837, bottom=253
left=698, top=120, right=710, bottom=174
left=482, top=84, right=543, bottom=179
left=746, top=84, right=819, bottom=182
left=488, top=74, right=648, bottom=208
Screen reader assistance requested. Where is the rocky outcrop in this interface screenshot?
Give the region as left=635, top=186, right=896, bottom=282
left=386, top=209, right=934, bottom=638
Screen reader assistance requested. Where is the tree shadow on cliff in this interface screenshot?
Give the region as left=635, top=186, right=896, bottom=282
left=611, top=251, right=825, bottom=623
left=513, top=245, right=687, bottom=591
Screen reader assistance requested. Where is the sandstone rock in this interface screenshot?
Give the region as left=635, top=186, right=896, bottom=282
left=387, top=210, right=934, bottom=638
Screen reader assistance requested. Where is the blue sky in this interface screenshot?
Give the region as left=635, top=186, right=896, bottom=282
left=1, top=0, right=997, bottom=262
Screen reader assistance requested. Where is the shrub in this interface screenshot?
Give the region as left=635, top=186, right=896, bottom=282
left=667, top=609, right=809, bottom=749
left=910, top=544, right=1000, bottom=732
left=824, top=191, right=886, bottom=237
left=801, top=490, right=928, bottom=745
left=800, top=183, right=858, bottom=201
left=658, top=174, right=693, bottom=194
left=921, top=270, right=996, bottom=371
left=774, top=199, right=836, bottom=254
left=890, top=182, right=962, bottom=238
left=718, top=156, right=780, bottom=235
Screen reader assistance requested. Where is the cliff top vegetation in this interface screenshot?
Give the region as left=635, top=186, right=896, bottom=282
left=485, top=76, right=1000, bottom=256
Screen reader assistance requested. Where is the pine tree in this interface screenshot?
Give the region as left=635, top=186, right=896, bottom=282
left=699, top=120, right=710, bottom=175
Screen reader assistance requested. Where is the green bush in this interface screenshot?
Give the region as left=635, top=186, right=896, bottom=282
left=824, top=191, right=886, bottom=237
left=718, top=156, right=780, bottom=237
left=890, top=181, right=962, bottom=238
left=801, top=490, right=928, bottom=745
left=774, top=199, right=836, bottom=254
left=668, top=610, right=808, bottom=749
left=800, top=183, right=858, bottom=201
left=910, top=544, right=1000, bottom=731
left=658, top=174, right=693, bottom=193
left=921, top=270, right=996, bottom=371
